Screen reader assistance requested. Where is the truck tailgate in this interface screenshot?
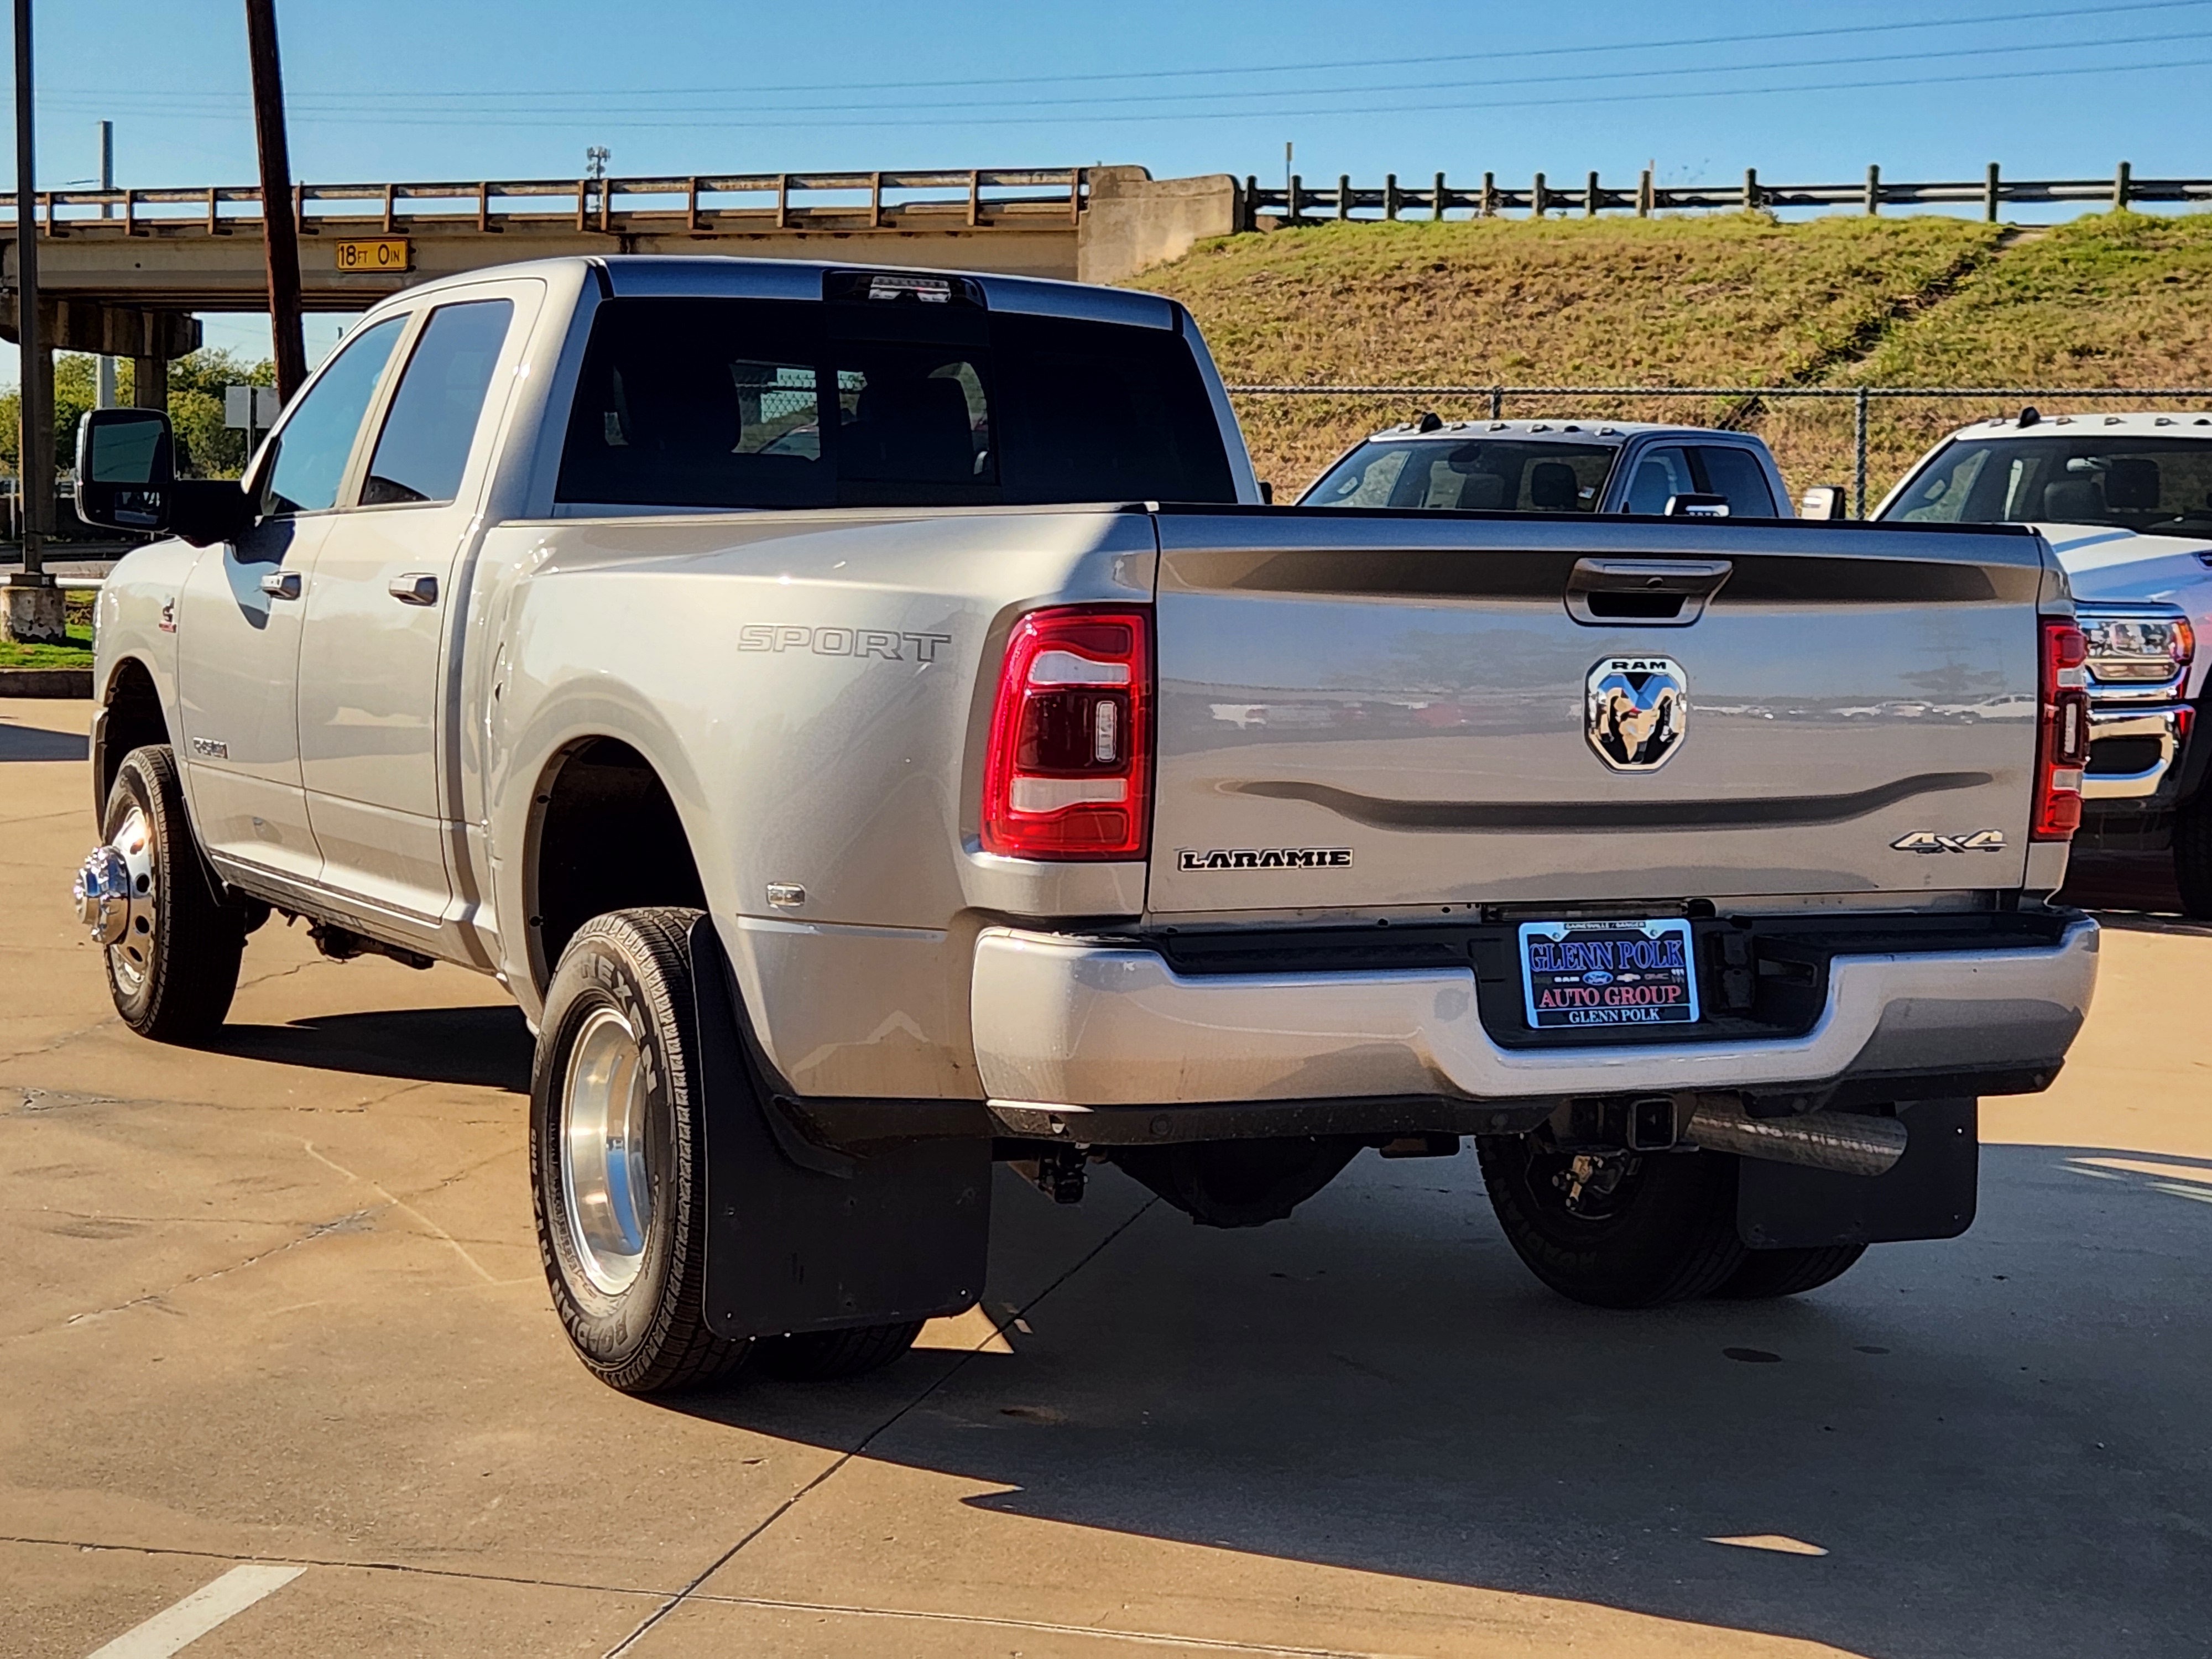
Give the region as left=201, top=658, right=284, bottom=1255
left=1147, top=511, right=2053, bottom=913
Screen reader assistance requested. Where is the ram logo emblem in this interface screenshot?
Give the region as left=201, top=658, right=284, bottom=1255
left=1586, top=656, right=1688, bottom=771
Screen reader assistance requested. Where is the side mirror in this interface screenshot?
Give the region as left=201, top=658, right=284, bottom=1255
left=72, top=406, right=257, bottom=547
left=1663, top=493, right=1731, bottom=518
left=1258, top=480, right=1275, bottom=505
left=1799, top=484, right=1850, bottom=520
left=74, top=408, right=175, bottom=533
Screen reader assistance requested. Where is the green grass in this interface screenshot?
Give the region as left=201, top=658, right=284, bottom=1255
left=0, top=592, right=96, bottom=670
left=1134, top=211, right=2212, bottom=503
left=0, top=622, right=92, bottom=671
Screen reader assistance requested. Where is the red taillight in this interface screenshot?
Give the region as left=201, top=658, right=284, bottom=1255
left=982, top=606, right=1151, bottom=860
left=2034, top=619, right=2089, bottom=842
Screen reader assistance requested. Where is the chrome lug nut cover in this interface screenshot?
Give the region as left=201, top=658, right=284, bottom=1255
left=73, top=845, right=133, bottom=945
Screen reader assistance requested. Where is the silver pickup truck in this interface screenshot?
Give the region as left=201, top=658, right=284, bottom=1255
left=72, top=257, right=2098, bottom=1395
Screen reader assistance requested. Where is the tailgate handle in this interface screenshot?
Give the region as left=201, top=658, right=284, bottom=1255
left=1566, top=557, right=1733, bottom=627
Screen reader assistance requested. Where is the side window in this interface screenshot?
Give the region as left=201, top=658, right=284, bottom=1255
left=1694, top=446, right=1779, bottom=516
left=1623, top=445, right=1694, bottom=514
left=361, top=299, right=516, bottom=507
left=258, top=316, right=405, bottom=517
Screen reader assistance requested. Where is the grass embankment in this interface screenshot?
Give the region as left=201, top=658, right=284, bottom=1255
left=0, top=593, right=95, bottom=670
left=1136, top=211, right=2212, bottom=503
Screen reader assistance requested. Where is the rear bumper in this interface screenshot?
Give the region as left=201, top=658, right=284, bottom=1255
left=970, top=916, right=2098, bottom=1131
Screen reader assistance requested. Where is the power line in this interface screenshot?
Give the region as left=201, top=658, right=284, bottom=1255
left=35, top=23, right=2208, bottom=131
left=121, top=49, right=2212, bottom=133
left=36, top=0, right=2212, bottom=109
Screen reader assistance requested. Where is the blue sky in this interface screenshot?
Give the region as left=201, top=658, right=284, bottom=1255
left=11, top=0, right=2211, bottom=377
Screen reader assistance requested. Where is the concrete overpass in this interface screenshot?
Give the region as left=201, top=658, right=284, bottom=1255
left=4, top=164, right=1239, bottom=406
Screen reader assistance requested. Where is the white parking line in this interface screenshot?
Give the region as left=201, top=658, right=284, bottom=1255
left=87, top=1564, right=305, bottom=1658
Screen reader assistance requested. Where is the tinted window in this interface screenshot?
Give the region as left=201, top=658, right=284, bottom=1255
left=1694, top=445, right=1778, bottom=515
left=1622, top=445, right=1694, bottom=514
left=833, top=349, right=994, bottom=503
left=1884, top=435, right=2212, bottom=533
left=988, top=312, right=1234, bottom=504
left=556, top=297, right=1233, bottom=509
left=259, top=317, right=404, bottom=515
left=361, top=300, right=514, bottom=507
left=1303, top=438, right=1615, bottom=510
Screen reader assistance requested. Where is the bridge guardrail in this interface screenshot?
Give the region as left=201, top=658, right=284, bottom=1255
left=1246, top=163, right=2200, bottom=225
left=7, top=168, right=1089, bottom=238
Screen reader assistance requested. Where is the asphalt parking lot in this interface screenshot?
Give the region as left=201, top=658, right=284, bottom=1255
left=4, top=693, right=2209, bottom=1659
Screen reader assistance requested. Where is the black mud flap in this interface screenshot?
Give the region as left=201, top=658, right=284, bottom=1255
left=689, top=917, right=990, bottom=1340
left=1736, top=1098, right=1978, bottom=1249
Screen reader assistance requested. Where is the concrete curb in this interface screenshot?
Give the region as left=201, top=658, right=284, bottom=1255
left=0, top=667, right=94, bottom=698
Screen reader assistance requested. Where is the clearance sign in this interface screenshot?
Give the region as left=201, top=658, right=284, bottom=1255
left=333, top=237, right=411, bottom=273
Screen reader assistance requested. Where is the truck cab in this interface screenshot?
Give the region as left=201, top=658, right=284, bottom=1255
left=1300, top=418, right=1793, bottom=517
left=1877, top=410, right=2211, bottom=912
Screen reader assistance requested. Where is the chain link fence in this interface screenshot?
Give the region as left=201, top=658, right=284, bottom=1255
left=1225, top=385, right=2212, bottom=514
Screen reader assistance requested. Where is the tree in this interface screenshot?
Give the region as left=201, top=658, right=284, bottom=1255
left=0, top=348, right=276, bottom=484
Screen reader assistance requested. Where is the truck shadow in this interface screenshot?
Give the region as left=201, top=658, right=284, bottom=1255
left=214, top=1005, right=533, bottom=1092
left=0, top=723, right=89, bottom=762
left=672, top=1149, right=2210, bottom=1659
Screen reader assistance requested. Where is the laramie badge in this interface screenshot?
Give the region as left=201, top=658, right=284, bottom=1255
left=1586, top=656, right=1688, bottom=771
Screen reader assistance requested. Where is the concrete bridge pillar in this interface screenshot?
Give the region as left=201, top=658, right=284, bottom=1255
left=3, top=299, right=200, bottom=410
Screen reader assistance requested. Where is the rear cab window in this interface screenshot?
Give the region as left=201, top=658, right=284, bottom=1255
left=1623, top=442, right=1777, bottom=516
left=555, top=282, right=1235, bottom=510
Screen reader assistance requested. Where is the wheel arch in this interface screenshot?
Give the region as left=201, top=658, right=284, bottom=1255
left=522, top=733, right=711, bottom=996
left=95, top=655, right=173, bottom=817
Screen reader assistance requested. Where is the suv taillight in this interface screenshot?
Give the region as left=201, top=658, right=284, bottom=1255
left=982, top=607, right=1152, bottom=860
left=2034, top=618, right=2090, bottom=841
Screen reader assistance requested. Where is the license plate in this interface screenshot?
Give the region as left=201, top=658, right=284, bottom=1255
left=1519, top=917, right=1700, bottom=1031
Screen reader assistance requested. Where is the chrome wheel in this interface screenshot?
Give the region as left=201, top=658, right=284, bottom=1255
left=102, top=804, right=160, bottom=1000
left=560, top=1006, right=658, bottom=1295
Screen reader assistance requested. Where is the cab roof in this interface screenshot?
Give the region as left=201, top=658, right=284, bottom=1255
left=1948, top=409, right=2212, bottom=441
left=1358, top=418, right=1763, bottom=446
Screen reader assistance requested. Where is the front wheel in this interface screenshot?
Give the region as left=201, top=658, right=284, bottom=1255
left=2175, top=789, right=2212, bottom=920
left=82, top=745, right=246, bottom=1042
left=531, top=908, right=748, bottom=1395
left=1476, top=1136, right=1747, bottom=1307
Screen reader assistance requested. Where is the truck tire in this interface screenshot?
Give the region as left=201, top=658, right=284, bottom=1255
left=1476, top=1136, right=1746, bottom=1308
left=1712, top=1243, right=1867, bottom=1300
left=2175, top=790, right=2212, bottom=920
left=531, top=907, right=749, bottom=1395
left=752, top=1320, right=926, bottom=1382
left=97, top=745, right=246, bottom=1042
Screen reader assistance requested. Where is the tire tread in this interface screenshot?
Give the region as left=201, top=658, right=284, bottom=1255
left=534, top=907, right=748, bottom=1395
left=2176, top=792, right=2212, bottom=920
left=1713, top=1243, right=1867, bottom=1300
left=108, top=745, right=244, bottom=1042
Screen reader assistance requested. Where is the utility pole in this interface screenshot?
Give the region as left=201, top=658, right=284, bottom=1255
left=7, top=0, right=63, bottom=643
left=95, top=120, right=116, bottom=409
left=245, top=0, right=306, bottom=402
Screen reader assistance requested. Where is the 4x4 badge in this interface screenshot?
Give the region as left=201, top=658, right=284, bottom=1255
left=1586, top=656, right=1687, bottom=771
left=1891, top=830, right=2007, bottom=854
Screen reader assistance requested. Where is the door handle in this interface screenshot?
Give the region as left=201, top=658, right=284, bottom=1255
left=389, top=573, right=439, bottom=606
left=259, top=570, right=302, bottom=601
left=1564, top=557, right=1733, bottom=627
